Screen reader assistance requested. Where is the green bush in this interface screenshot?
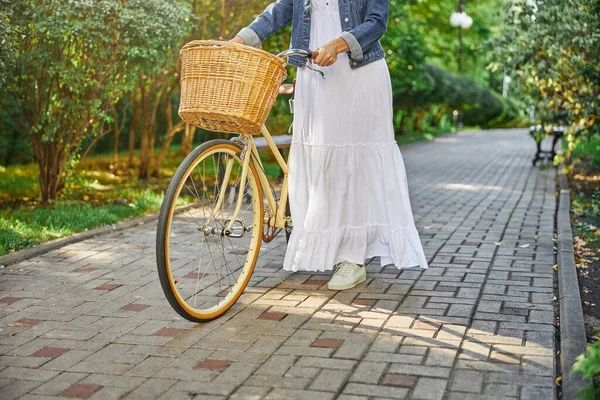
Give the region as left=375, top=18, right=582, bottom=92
left=420, top=64, right=520, bottom=128
left=570, top=133, right=600, bottom=170
left=572, top=338, right=600, bottom=399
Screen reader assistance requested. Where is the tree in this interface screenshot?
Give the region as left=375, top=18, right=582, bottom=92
left=0, top=1, right=16, bottom=88
left=491, top=0, right=600, bottom=136
left=1, top=0, right=193, bottom=200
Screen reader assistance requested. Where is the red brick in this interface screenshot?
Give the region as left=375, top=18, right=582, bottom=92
left=352, top=298, right=377, bottom=306
left=60, top=383, right=103, bottom=398
left=31, top=347, right=69, bottom=358
left=230, top=249, right=248, bottom=255
left=93, top=284, right=121, bottom=291
left=257, top=311, right=287, bottom=321
left=72, top=267, right=96, bottom=273
left=184, top=272, right=206, bottom=279
left=120, top=303, right=150, bottom=312
left=414, top=321, right=442, bottom=331
left=0, top=297, right=24, bottom=305
left=217, top=290, right=229, bottom=297
left=380, top=373, right=417, bottom=387
left=151, top=328, right=184, bottom=337
left=305, top=279, right=328, bottom=286
left=9, top=318, right=41, bottom=328
left=310, top=338, right=343, bottom=349
left=132, top=245, right=150, bottom=250
left=196, top=359, right=230, bottom=370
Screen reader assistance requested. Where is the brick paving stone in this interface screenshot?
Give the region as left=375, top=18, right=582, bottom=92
left=352, top=298, right=377, bottom=306
left=310, top=338, right=343, bottom=349
left=92, top=284, right=121, bottom=291
left=59, top=383, right=103, bottom=398
left=450, top=370, right=484, bottom=393
left=0, top=297, right=24, bottom=304
left=414, top=321, right=442, bottom=331
left=0, top=129, right=559, bottom=399
left=9, top=319, right=41, bottom=328
left=119, top=303, right=150, bottom=312
left=304, top=279, right=328, bottom=286
left=30, top=347, right=69, bottom=358
left=151, top=328, right=184, bottom=337
left=257, top=311, right=287, bottom=321
left=72, top=267, right=96, bottom=273
left=196, top=359, right=231, bottom=371
left=411, top=377, right=448, bottom=400
left=379, top=373, right=417, bottom=388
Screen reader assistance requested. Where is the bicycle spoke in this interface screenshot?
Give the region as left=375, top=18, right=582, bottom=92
left=159, top=143, right=263, bottom=320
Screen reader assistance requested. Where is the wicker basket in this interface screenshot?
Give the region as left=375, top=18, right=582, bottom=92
left=178, top=40, right=287, bottom=135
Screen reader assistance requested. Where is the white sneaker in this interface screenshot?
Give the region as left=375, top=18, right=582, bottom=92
left=327, top=261, right=366, bottom=291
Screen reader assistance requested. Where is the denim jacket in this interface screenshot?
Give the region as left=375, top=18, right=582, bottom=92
left=235, top=0, right=388, bottom=70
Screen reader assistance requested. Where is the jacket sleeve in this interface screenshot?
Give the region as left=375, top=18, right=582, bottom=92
left=340, top=0, right=388, bottom=60
left=235, top=0, right=294, bottom=49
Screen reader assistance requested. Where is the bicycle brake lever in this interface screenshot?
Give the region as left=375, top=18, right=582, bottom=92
left=306, top=61, right=325, bottom=79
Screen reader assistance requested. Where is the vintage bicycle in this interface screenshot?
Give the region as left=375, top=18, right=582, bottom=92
left=156, top=40, right=323, bottom=322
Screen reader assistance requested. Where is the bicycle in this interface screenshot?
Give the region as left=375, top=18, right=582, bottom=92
left=156, top=44, right=324, bottom=322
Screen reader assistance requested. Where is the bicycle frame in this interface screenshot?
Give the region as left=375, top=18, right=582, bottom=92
left=210, top=125, right=289, bottom=234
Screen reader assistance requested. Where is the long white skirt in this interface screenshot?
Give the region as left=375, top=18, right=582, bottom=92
left=282, top=0, right=429, bottom=272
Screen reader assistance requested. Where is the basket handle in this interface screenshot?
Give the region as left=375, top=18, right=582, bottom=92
left=181, top=39, right=233, bottom=52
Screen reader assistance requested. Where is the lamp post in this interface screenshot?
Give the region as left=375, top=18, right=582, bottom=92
left=450, top=0, right=472, bottom=129
left=450, top=1, right=473, bottom=74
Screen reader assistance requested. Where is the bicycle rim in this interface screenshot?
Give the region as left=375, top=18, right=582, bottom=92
left=156, top=140, right=263, bottom=322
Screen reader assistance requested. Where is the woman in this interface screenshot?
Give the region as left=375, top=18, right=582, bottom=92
left=230, top=0, right=429, bottom=290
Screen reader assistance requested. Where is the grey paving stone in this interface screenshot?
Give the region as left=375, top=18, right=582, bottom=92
left=411, top=377, right=448, bottom=399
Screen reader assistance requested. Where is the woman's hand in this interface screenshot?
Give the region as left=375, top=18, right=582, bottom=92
left=229, top=36, right=245, bottom=45
left=313, top=37, right=350, bottom=67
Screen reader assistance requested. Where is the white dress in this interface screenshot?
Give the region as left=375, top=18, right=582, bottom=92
left=282, top=0, right=429, bottom=272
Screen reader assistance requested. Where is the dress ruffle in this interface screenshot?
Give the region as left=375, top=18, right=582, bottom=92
left=283, top=141, right=430, bottom=272
left=284, top=224, right=429, bottom=272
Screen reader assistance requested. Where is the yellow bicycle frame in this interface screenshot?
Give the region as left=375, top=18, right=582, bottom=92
left=212, top=124, right=290, bottom=234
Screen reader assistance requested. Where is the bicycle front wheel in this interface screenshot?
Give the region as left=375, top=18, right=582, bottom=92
left=156, top=139, right=263, bottom=322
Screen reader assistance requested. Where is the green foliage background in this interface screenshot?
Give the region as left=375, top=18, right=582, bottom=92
left=0, top=0, right=519, bottom=169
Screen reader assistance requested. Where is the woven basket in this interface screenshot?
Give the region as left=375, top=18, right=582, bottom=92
left=178, top=40, right=287, bottom=135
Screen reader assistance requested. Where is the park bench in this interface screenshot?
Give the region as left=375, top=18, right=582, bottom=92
left=528, top=124, right=564, bottom=166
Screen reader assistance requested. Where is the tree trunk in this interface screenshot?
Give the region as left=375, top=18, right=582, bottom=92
left=152, top=120, right=186, bottom=177
left=31, top=137, right=66, bottom=202
left=138, top=120, right=151, bottom=179
left=181, top=123, right=197, bottom=156
left=128, top=107, right=138, bottom=168
left=111, top=103, right=121, bottom=165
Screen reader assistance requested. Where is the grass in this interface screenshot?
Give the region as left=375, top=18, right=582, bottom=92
left=0, top=192, right=162, bottom=255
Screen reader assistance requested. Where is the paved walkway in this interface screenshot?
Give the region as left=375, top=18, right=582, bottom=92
left=0, top=129, right=557, bottom=400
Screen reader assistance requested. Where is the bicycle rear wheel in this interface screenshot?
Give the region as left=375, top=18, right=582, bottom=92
left=156, top=139, right=263, bottom=322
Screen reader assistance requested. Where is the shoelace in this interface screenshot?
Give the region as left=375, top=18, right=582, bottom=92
left=333, top=262, right=355, bottom=278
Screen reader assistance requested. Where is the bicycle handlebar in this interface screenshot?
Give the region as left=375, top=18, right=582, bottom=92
left=276, top=48, right=325, bottom=79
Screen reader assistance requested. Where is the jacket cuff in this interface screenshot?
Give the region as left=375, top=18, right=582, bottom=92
left=340, top=31, right=363, bottom=60
left=236, top=27, right=263, bottom=49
